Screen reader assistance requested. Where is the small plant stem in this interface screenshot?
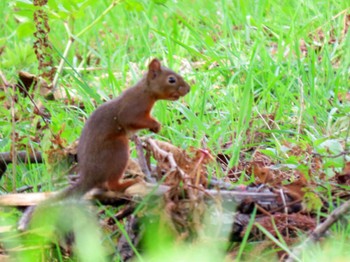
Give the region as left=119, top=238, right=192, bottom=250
left=255, top=108, right=288, bottom=158
left=52, top=22, right=74, bottom=91
left=0, top=71, right=16, bottom=191
left=297, top=78, right=305, bottom=141
left=52, top=0, right=121, bottom=91
left=286, top=199, right=350, bottom=262
left=11, top=86, right=17, bottom=192
left=75, top=0, right=121, bottom=38
left=343, top=116, right=350, bottom=163
left=132, top=135, right=152, bottom=180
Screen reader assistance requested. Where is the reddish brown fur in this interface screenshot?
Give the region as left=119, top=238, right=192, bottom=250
left=19, top=59, right=190, bottom=230
left=68, top=58, right=190, bottom=196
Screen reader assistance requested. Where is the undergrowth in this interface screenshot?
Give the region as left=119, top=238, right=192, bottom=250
left=1, top=0, right=350, bottom=261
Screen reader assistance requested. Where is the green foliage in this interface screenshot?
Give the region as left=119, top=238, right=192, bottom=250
left=301, top=234, right=350, bottom=261
left=1, top=201, right=107, bottom=261
left=1, top=0, right=350, bottom=260
left=0, top=42, right=37, bottom=71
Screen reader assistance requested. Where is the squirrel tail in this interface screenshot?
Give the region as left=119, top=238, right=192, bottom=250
left=18, top=182, right=90, bottom=231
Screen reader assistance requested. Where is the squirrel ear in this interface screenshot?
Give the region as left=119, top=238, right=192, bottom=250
left=147, top=59, right=162, bottom=80
left=149, top=59, right=161, bottom=71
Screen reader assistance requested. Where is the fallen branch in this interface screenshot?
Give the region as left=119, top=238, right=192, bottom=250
left=0, top=151, right=43, bottom=178
left=0, top=151, right=43, bottom=165
left=0, top=192, right=55, bottom=206
left=286, top=198, right=350, bottom=262
left=0, top=182, right=279, bottom=207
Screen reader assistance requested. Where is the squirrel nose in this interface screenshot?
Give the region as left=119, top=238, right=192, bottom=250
left=181, top=86, right=189, bottom=94
left=178, top=84, right=190, bottom=95
left=184, top=83, right=190, bottom=93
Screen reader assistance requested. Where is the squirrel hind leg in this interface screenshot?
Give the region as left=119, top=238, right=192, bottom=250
left=107, top=178, right=141, bottom=192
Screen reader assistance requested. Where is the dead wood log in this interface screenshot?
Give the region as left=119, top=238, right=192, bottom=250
left=0, top=151, right=43, bottom=164
left=0, top=151, right=43, bottom=177
left=0, top=182, right=279, bottom=207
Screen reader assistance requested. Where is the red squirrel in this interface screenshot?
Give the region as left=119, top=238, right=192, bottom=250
left=74, top=58, right=190, bottom=195
left=19, top=58, right=190, bottom=229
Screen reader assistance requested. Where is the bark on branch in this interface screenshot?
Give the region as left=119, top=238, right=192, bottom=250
left=0, top=183, right=278, bottom=207
left=286, top=199, right=350, bottom=262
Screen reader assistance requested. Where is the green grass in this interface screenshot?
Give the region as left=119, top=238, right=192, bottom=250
left=1, top=0, right=350, bottom=261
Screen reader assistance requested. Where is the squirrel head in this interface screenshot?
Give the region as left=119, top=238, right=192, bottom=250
left=146, top=58, right=190, bottom=101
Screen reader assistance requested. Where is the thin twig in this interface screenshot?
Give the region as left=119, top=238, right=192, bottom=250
left=132, top=135, right=152, bottom=181
left=255, top=108, right=288, bottom=158
left=312, top=150, right=350, bottom=159
left=2, top=72, right=17, bottom=192
left=59, top=67, right=106, bottom=71
left=146, top=138, right=196, bottom=200
left=15, top=79, right=51, bottom=126
left=280, top=188, right=289, bottom=238
left=75, top=0, right=121, bottom=38
left=2, top=71, right=54, bottom=137
left=286, top=199, right=350, bottom=262
left=52, top=22, right=74, bottom=91
left=297, top=78, right=305, bottom=141
left=343, top=116, right=350, bottom=163
left=0, top=71, right=11, bottom=188
left=52, top=1, right=121, bottom=91
left=310, top=8, right=350, bottom=35
left=0, top=71, right=9, bottom=86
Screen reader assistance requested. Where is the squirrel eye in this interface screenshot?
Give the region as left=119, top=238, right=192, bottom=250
left=168, top=76, right=177, bottom=84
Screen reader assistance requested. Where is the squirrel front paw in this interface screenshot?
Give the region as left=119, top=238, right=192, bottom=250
left=150, top=121, right=161, bottom=133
